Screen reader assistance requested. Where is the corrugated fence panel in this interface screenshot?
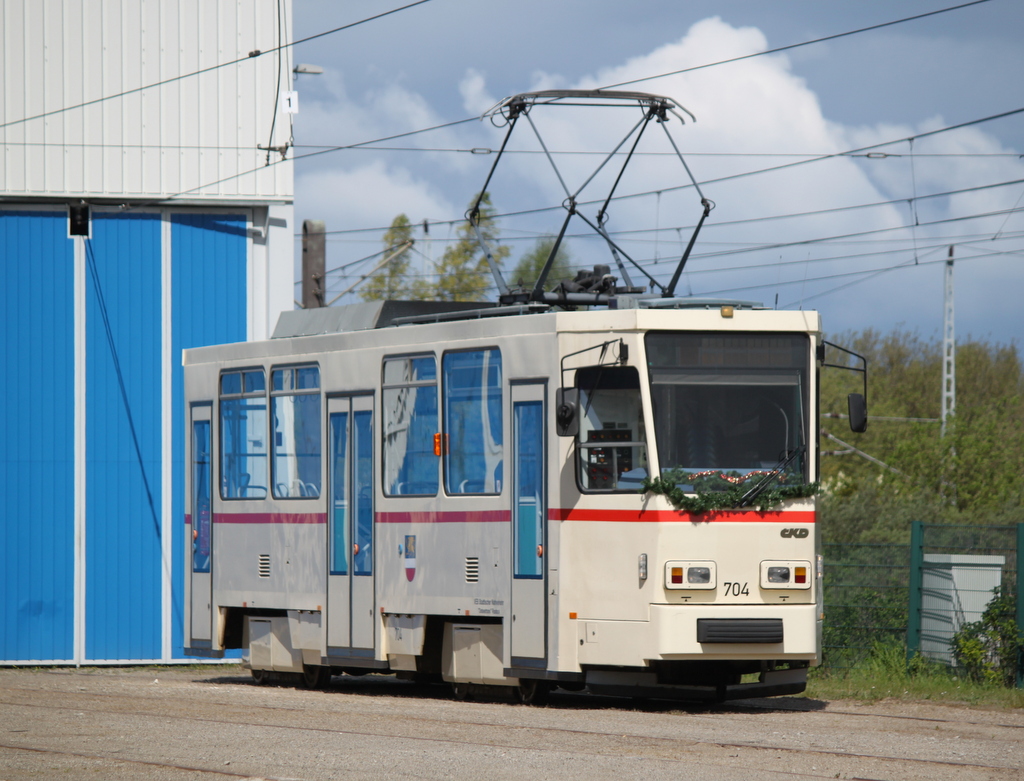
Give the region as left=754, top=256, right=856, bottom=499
left=85, top=212, right=163, bottom=660
left=170, top=213, right=249, bottom=658
left=0, top=211, right=75, bottom=661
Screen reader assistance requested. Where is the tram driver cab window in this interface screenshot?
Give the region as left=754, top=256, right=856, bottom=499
left=575, top=365, right=648, bottom=492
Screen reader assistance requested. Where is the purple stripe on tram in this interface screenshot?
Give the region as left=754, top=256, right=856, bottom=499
left=376, top=510, right=511, bottom=524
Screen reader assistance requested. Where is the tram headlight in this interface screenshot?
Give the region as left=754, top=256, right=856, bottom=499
left=767, top=566, right=790, bottom=583
left=760, top=560, right=812, bottom=590
left=664, top=560, right=716, bottom=590
left=687, top=566, right=711, bottom=584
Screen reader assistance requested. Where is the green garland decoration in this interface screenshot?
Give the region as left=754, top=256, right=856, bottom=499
left=641, top=470, right=818, bottom=514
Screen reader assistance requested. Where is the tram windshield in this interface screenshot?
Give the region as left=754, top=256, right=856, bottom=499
left=645, top=332, right=810, bottom=490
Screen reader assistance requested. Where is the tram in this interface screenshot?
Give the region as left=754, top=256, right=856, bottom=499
left=184, top=294, right=866, bottom=701
left=183, top=90, right=867, bottom=702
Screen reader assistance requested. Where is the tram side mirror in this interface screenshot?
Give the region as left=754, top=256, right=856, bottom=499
left=848, top=393, right=868, bottom=433
left=556, top=388, right=579, bottom=437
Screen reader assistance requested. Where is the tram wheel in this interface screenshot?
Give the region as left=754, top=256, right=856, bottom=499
left=513, top=679, right=550, bottom=706
left=451, top=682, right=471, bottom=701
left=301, top=664, right=332, bottom=689
left=251, top=668, right=271, bottom=685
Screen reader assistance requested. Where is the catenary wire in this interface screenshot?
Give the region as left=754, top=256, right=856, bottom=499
left=291, top=108, right=1024, bottom=237
left=597, top=0, right=992, bottom=91
left=304, top=175, right=1024, bottom=248
left=0, top=0, right=435, bottom=131
left=13, top=139, right=1020, bottom=160
left=108, top=7, right=1020, bottom=213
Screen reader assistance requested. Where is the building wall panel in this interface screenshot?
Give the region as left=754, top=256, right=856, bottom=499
left=85, top=213, right=163, bottom=660
left=1, top=0, right=293, bottom=202
left=170, top=212, right=249, bottom=658
left=0, top=211, right=75, bottom=662
left=1, top=0, right=292, bottom=663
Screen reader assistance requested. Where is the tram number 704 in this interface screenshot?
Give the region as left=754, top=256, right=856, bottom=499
left=723, top=582, right=750, bottom=597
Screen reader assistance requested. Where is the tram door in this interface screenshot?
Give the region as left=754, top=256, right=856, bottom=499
left=188, top=403, right=214, bottom=645
left=510, top=382, right=547, bottom=663
left=326, top=395, right=376, bottom=652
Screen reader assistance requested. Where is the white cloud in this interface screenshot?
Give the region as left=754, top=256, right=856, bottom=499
left=296, top=160, right=457, bottom=231
left=292, top=15, right=1024, bottom=343
left=459, top=69, right=496, bottom=116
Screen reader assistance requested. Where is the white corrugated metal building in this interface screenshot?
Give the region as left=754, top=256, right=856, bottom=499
left=1, top=0, right=296, bottom=663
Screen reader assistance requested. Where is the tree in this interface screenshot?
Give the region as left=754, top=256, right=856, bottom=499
left=360, top=214, right=416, bottom=302
left=430, top=192, right=510, bottom=302
left=509, top=236, right=575, bottom=291
left=818, top=328, right=1024, bottom=542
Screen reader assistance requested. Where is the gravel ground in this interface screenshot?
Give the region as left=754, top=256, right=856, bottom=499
left=1, top=666, right=1021, bottom=780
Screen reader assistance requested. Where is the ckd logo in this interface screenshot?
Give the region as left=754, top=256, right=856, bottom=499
left=780, top=528, right=809, bottom=538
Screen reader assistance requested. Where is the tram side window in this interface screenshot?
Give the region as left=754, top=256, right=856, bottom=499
left=443, top=349, right=503, bottom=495
left=220, top=369, right=268, bottom=499
left=383, top=355, right=438, bottom=496
left=575, top=366, right=649, bottom=492
left=271, top=366, right=321, bottom=499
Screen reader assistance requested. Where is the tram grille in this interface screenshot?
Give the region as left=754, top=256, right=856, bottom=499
left=258, top=554, right=271, bottom=578
left=696, top=618, right=783, bottom=644
left=465, top=557, right=480, bottom=582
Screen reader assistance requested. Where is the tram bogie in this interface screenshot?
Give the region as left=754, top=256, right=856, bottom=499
left=184, top=300, right=849, bottom=702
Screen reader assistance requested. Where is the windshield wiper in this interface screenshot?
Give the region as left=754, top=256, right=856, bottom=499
left=736, top=446, right=805, bottom=508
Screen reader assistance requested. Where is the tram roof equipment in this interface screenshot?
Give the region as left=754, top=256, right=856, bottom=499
left=471, top=90, right=713, bottom=307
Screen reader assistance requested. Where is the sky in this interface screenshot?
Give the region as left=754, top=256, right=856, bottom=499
left=288, top=0, right=1024, bottom=347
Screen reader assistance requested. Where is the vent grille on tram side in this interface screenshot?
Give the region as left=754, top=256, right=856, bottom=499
left=465, top=557, right=480, bottom=583
left=258, top=554, right=271, bottom=578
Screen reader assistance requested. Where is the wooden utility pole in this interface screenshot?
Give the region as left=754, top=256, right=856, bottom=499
left=302, top=219, right=326, bottom=308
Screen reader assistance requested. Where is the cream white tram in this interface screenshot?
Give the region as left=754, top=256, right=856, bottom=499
left=183, top=297, right=865, bottom=702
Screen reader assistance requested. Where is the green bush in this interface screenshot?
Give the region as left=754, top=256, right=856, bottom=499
left=951, top=585, right=1022, bottom=687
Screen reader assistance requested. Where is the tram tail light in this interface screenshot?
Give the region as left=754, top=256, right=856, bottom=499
left=794, top=566, right=807, bottom=584
left=671, top=567, right=683, bottom=584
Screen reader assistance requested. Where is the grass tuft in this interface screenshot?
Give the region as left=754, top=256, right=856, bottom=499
left=808, top=642, right=1024, bottom=708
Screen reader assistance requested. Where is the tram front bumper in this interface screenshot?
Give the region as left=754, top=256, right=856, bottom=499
left=576, top=603, right=819, bottom=667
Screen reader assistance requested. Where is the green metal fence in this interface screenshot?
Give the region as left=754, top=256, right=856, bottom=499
left=822, top=542, right=910, bottom=671
left=822, top=523, right=1023, bottom=686
left=907, top=522, right=1023, bottom=687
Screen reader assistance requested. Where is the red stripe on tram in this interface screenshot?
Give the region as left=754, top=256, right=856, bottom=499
left=549, top=508, right=816, bottom=524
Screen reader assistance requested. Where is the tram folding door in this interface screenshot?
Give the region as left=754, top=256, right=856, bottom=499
left=510, top=382, right=547, bottom=665
left=326, top=395, right=376, bottom=652
left=188, top=403, right=214, bottom=646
